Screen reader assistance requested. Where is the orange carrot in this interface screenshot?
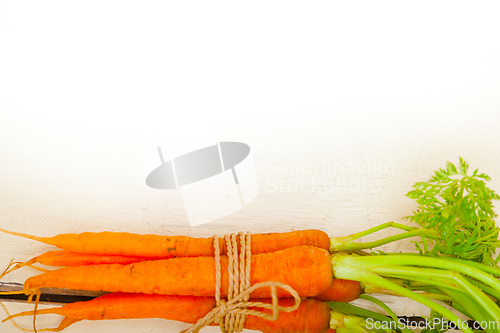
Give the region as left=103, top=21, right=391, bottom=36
left=2, top=293, right=333, bottom=333
left=0, top=250, right=360, bottom=304
left=12, top=253, right=359, bottom=301
left=245, top=297, right=332, bottom=333
left=26, top=251, right=153, bottom=266
left=0, top=228, right=329, bottom=259
left=0, top=255, right=359, bottom=304
left=315, top=279, right=361, bottom=303
left=0, top=228, right=359, bottom=303
left=0, top=251, right=154, bottom=278
left=0, top=251, right=359, bottom=303
left=23, top=246, right=334, bottom=299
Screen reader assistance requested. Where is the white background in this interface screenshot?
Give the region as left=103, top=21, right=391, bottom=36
left=1, top=1, right=500, bottom=332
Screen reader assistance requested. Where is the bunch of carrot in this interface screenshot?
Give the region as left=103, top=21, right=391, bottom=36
left=3, top=226, right=500, bottom=333
left=4, top=158, right=500, bottom=333
left=2, top=226, right=500, bottom=333
left=0, top=228, right=362, bottom=333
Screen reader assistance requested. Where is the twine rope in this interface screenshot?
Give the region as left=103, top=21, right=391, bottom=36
left=181, top=232, right=301, bottom=333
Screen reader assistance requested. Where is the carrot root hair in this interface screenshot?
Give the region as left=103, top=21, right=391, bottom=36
left=2, top=307, right=60, bottom=322
left=0, top=258, right=50, bottom=280
left=18, top=264, right=51, bottom=274
left=0, top=228, right=52, bottom=245
left=0, top=290, right=26, bottom=296
left=1, top=258, right=16, bottom=278
left=32, top=289, right=41, bottom=333
left=0, top=302, right=60, bottom=332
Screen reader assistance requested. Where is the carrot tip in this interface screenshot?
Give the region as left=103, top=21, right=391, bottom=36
left=23, top=264, right=51, bottom=274
left=0, top=290, right=26, bottom=295
left=1, top=306, right=60, bottom=331
left=0, top=228, right=50, bottom=245
left=0, top=258, right=17, bottom=279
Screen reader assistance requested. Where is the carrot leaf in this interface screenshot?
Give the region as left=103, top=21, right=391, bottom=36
left=404, top=157, right=500, bottom=266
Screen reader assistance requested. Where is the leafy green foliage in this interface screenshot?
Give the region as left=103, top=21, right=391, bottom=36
left=405, top=157, right=500, bottom=266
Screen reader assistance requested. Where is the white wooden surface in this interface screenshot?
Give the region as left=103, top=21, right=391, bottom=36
left=1, top=2, right=500, bottom=332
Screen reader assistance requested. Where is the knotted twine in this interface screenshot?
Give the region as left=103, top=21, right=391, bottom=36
left=181, top=232, right=301, bottom=333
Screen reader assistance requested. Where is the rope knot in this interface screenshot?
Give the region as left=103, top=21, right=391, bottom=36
left=180, top=232, right=301, bottom=333
left=213, top=300, right=227, bottom=324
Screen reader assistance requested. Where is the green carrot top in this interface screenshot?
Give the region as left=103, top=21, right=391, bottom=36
left=331, top=157, right=500, bottom=267
left=405, top=157, right=500, bottom=266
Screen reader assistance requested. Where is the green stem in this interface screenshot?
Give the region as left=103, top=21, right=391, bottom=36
left=328, top=301, right=394, bottom=324
left=330, top=311, right=396, bottom=333
left=475, top=228, right=500, bottom=244
left=415, top=292, right=453, bottom=301
left=332, top=258, right=475, bottom=333
left=358, top=294, right=413, bottom=333
left=359, top=294, right=400, bottom=323
left=422, top=235, right=429, bottom=253
left=440, top=287, right=499, bottom=333
left=464, top=275, right=500, bottom=300
left=369, top=265, right=462, bottom=291
left=391, top=252, right=500, bottom=277
left=331, top=228, right=439, bottom=252
left=329, top=222, right=422, bottom=252
left=369, top=265, right=500, bottom=321
left=382, top=278, right=432, bottom=289
left=329, top=302, right=403, bottom=333
left=438, top=290, right=472, bottom=319
left=433, top=255, right=500, bottom=278
left=339, top=254, right=500, bottom=293
left=365, top=287, right=453, bottom=302
left=363, top=278, right=437, bottom=294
